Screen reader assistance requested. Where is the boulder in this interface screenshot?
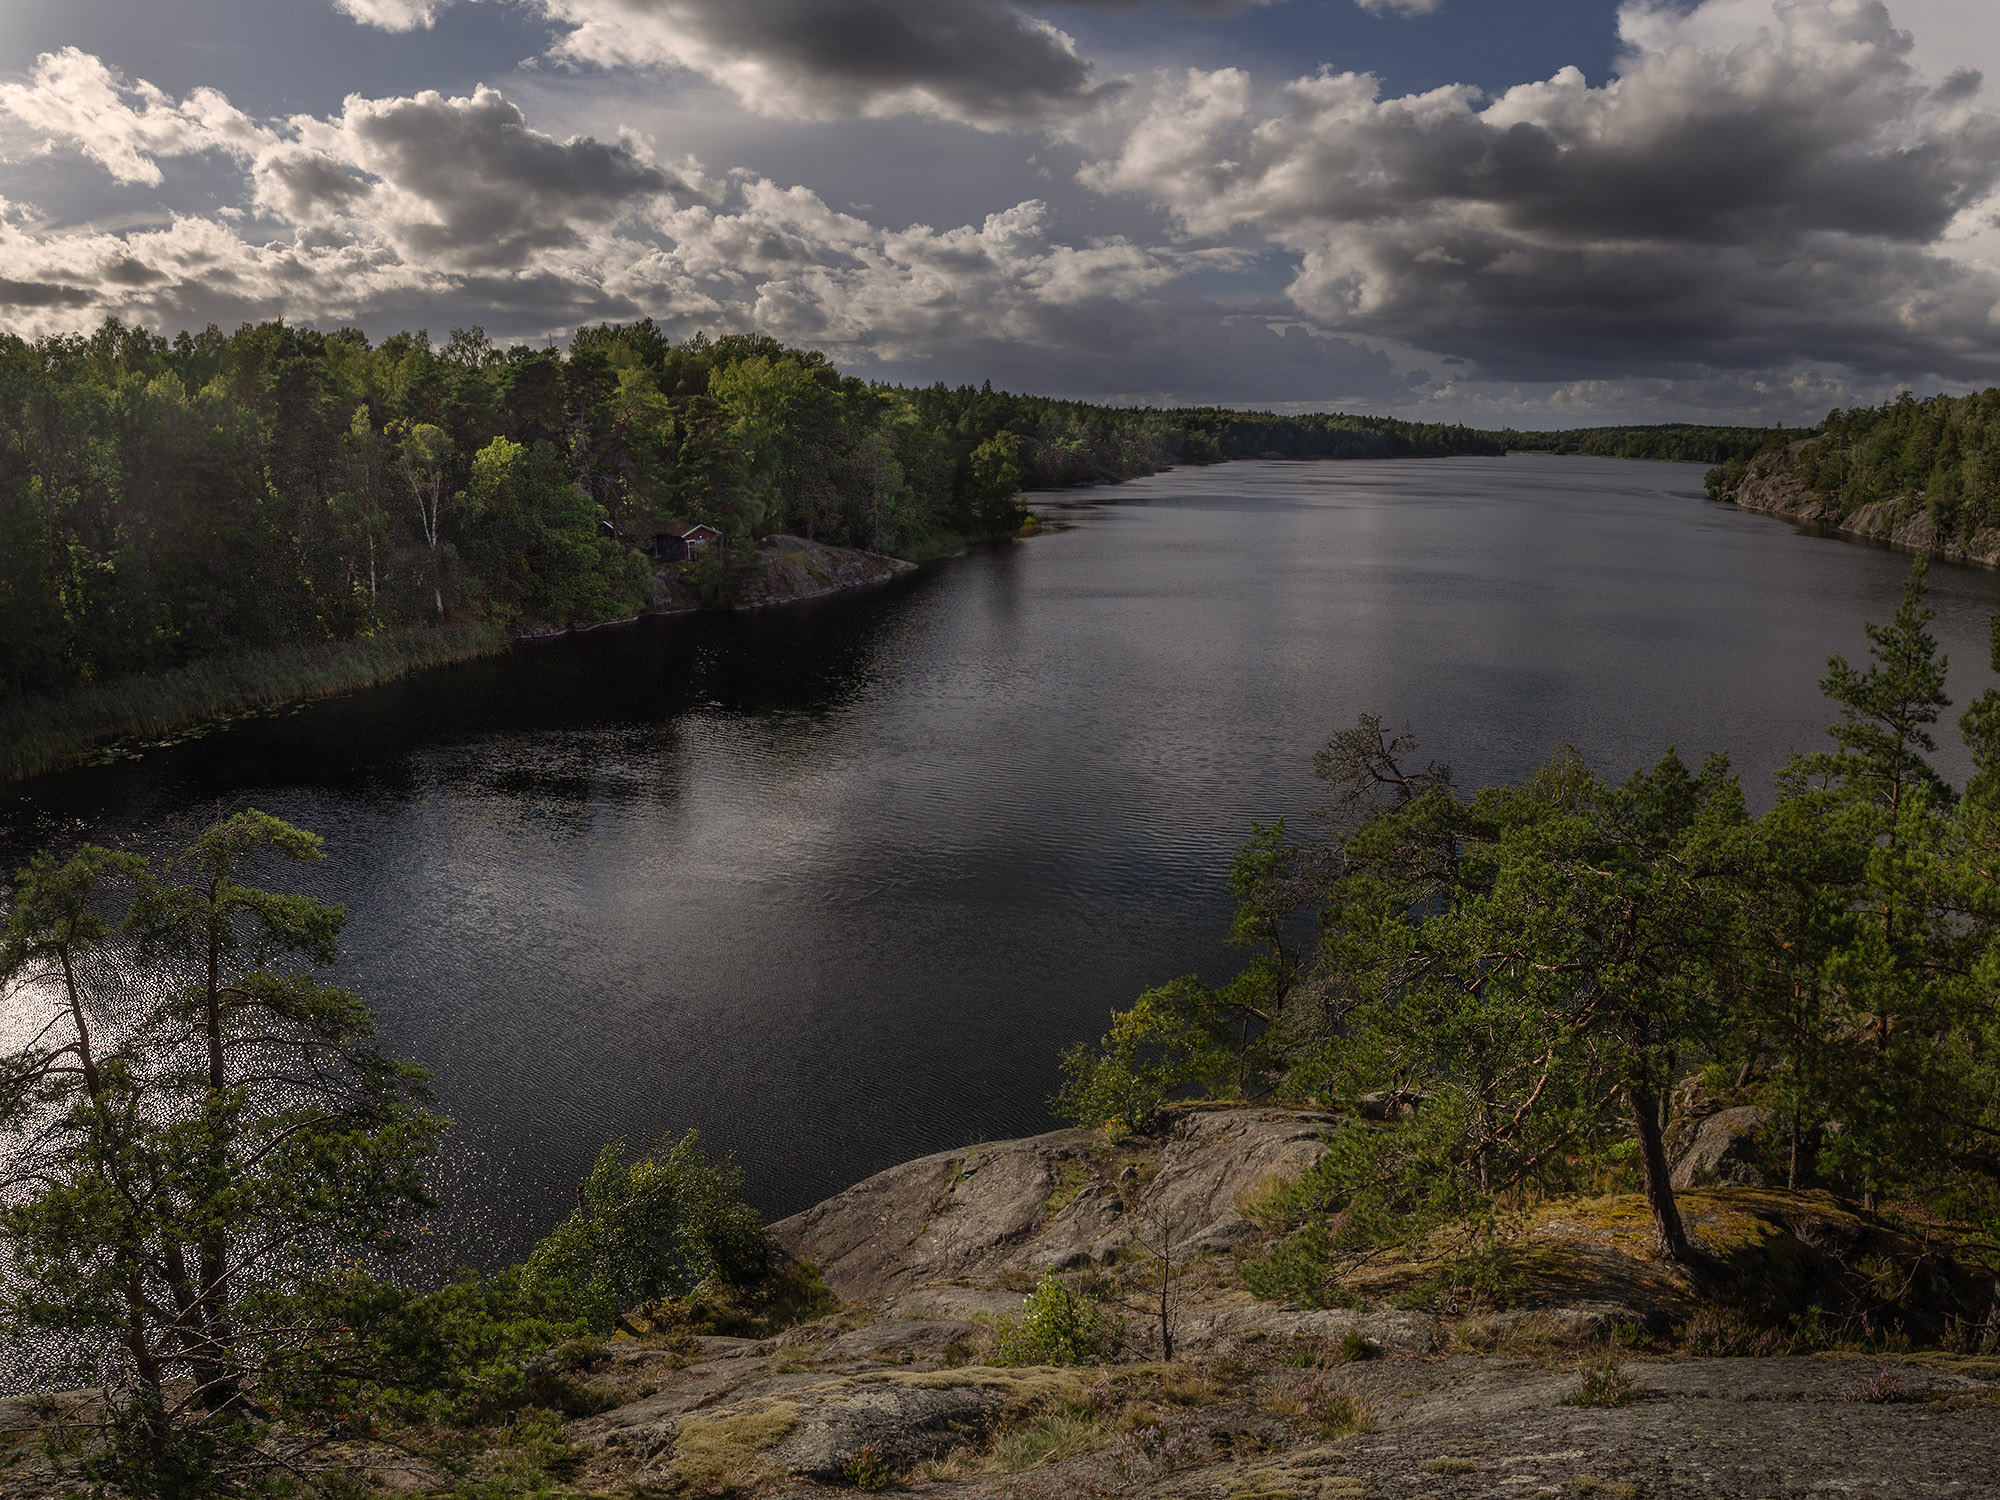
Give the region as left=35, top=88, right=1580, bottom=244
left=1122, top=1110, right=1338, bottom=1258
left=768, top=1129, right=1098, bottom=1302
left=1668, top=1105, right=1773, bottom=1190
left=763, top=1381, right=1012, bottom=1477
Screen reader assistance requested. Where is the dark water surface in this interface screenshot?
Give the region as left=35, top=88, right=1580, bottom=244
left=6, top=455, right=2000, bottom=1269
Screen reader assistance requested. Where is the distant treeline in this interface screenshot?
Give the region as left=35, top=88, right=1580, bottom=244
left=1505, top=423, right=1785, bottom=465
left=1706, top=389, right=2000, bottom=546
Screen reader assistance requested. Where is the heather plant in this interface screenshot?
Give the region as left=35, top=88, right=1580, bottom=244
left=1108, top=1410, right=1211, bottom=1481
left=1562, top=1354, right=1638, bottom=1408
left=1858, top=1369, right=1910, bottom=1404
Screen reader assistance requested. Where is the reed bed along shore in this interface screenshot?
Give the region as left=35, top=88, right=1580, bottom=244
left=0, top=623, right=505, bottom=783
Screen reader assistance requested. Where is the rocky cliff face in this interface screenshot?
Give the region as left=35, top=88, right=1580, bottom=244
left=1729, top=451, right=2000, bottom=568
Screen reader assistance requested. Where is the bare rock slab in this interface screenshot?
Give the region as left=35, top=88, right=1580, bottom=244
left=770, top=1109, right=1339, bottom=1303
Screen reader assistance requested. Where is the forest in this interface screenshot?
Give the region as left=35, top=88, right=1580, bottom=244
left=0, top=318, right=1506, bottom=711
left=1705, top=387, right=2000, bottom=540
left=1505, top=423, right=1785, bottom=465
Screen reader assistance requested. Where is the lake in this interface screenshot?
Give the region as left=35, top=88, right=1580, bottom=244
left=5, top=454, right=1998, bottom=1273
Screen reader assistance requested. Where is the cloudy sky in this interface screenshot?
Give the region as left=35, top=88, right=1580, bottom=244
left=1, top=0, right=1996, bottom=424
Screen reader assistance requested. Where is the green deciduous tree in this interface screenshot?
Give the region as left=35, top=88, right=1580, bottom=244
left=521, top=1132, right=769, bottom=1321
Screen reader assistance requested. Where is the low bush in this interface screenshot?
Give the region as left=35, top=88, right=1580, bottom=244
left=842, top=1442, right=891, bottom=1491
left=994, top=1275, right=1124, bottom=1366
left=522, top=1131, right=770, bottom=1322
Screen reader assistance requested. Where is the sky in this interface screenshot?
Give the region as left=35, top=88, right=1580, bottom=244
left=0, top=0, right=1997, bottom=425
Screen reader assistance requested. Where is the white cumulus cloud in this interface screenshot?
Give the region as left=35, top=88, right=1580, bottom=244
left=0, top=47, right=269, bottom=185
left=1085, top=0, right=2000, bottom=382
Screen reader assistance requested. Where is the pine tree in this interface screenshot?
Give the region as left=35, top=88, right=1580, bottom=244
left=0, top=812, right=443, bottom=1498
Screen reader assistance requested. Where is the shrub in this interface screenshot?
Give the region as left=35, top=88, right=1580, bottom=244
left=522, top=1131, right=769, bottom=1321
left=994, top=1275, right=1123, bottom=1366
left=1562, top=1354, right=1638, bottom=1408
left=668, top=1257, right=838, bottom=1338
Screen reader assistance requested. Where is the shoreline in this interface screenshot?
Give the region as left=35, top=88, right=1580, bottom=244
left=0, top=536, right=929, bottom=787
left=0, top=451, right=1754, bottom=789
left=1720, top=443, right=2000, bottom=571
left=0, top=623, right=505, bottom=786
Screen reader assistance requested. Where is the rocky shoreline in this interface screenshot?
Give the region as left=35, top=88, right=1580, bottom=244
left=1727, top=451, right=2000, bottom=569
left=584, top=1106, right=2000, bottom=1497
left=513, top=535, right=918, bottom=639
left=1, top=1104, right=1994, bottom=1498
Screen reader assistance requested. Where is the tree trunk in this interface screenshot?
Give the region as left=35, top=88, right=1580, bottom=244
left=1630, top=1084, right=1697, bottom=1264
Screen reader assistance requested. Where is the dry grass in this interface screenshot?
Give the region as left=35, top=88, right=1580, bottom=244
left=667, top=1399, right=801, bottom=1493
left=986, top=1408, right=1108, bottom=1471
left=1419, top=1456, right=1480, bottom=1474
left=1327, top=1187, right=1992, bottom=1348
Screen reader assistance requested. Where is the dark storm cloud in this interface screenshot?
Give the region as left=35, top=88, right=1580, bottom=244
left=331, top=87, right=676, bottom=268
left=1092, top=1, right=2000, bottom=382
left=256, top=148, right=372, bottom=220
left=0, top=277, right=95, bottom=307
left=101, top=257, right=166, bottom=287
left=536, top=0, right=1119, bottom=125
left=338, top=0, right=1282, bottom=127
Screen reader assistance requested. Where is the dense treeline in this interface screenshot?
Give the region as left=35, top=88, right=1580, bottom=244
left=1163, top=407, right=1504, bottom=464
left=1707, top=389, right=2000, bottom=547
left=1506, top=423, right=1785, bottom=465
left=1061, top=561, right=2000, bottom=1319
left=0, top=318, right=1506, bottom=710
left=0, top=318, right=1016, bottom=704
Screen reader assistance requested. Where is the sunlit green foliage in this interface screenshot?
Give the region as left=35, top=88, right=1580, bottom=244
left=521, top=1132, right=770, bottom=1321
left=994, top=1273, right=1123, bottom=1366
